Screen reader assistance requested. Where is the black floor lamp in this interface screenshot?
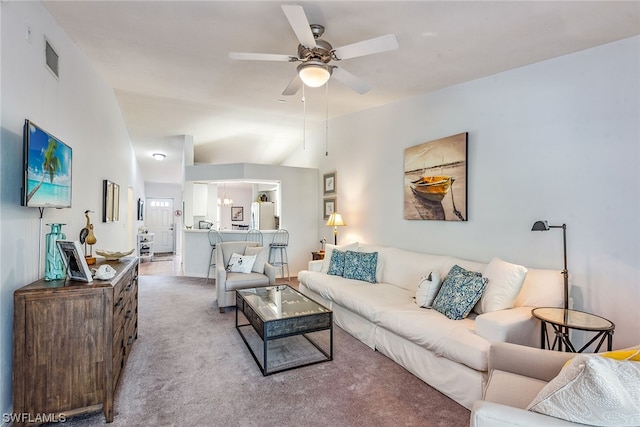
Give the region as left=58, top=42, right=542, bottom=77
left=532, top=220, right=569, bottom=310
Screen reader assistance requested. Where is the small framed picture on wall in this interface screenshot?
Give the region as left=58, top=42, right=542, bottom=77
left=323, top=198, right=336, bottom=220
left=323, top=172, right=336, bottom=195
left=231, top=206, right=244, bottom=222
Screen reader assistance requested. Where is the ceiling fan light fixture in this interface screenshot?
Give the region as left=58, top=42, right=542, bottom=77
left=298, top=62, right=332, bottom=88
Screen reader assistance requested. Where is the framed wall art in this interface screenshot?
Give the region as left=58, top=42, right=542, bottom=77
left=231, top=206, right=244, bottom=222
left=102, top=180, right=120, bottom=222
left=323, top=172, right=336, bottom=195
left=403, top=132, right=468, bottom=221
left=323, top=198, right=336, bottom=220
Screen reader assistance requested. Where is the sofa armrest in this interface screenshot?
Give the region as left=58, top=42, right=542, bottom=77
left=475, top=306, right=540, bottom=347
left=471, top=401, right=588, bottom=427
left=307, top=260, right=323, bottom=272
left=489, top=342, right=575, bottom=382
left=264, top=262, right=277, bottom=285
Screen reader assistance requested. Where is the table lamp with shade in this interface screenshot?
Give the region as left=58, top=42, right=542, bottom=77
left=326, top=212, right=346, bottom=245
left=531, top=220, right=569, bottom=310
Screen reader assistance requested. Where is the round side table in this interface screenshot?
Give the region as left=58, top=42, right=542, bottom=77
left=531, top=307, right=614, bottom=353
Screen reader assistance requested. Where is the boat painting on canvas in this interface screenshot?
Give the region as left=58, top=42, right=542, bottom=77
left=404, top=133, right=467, bottom=221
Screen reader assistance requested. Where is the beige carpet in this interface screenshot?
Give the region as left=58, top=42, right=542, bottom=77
left=62, top=276, right=471, bottom=427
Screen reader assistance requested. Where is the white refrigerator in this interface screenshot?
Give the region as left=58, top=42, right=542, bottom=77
left=250, top=202, right=276, bottom=229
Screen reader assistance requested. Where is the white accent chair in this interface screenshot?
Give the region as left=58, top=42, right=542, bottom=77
left=470, top=342, right=640, bottom=427
left=216, top=241, right=276, bottom=313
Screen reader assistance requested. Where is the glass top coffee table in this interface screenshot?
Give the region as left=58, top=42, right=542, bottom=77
left=235, top=285, right=333, bottom=375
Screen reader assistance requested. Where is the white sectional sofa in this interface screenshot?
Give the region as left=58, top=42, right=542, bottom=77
left=297, top=243, right=564, bottom=409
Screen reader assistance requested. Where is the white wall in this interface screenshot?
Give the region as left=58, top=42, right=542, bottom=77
left=285, top=37, right=640, bottom=349
left=0, top=2, right=146, bottom=416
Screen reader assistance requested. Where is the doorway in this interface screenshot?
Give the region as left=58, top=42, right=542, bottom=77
left=146, top=198, right=175, bottom=254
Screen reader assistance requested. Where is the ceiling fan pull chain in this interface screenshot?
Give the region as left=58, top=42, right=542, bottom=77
left=302, top=85, right=306, bottom=150
left=325, top=81, right=330, bottom=156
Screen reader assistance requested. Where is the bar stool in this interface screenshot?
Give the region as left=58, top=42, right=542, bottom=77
left=206, top=229, right=223, bottom=284
left=245, top=229, right=263, bottom=246
left=269, top=229, right=290, bottom=281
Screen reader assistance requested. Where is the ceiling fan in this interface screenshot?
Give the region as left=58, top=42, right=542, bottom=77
left=229, top=4, right=399, bottom=95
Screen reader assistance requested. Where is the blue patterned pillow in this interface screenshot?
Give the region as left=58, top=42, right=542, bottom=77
left=327, top=249, right=346, bottom=276
left=432, top=265, right=488, bottom=320
left=343, top=250, right=378, bottom=283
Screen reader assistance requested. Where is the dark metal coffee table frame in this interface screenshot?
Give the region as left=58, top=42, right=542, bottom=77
left=235, top=285, right=333, bottom=376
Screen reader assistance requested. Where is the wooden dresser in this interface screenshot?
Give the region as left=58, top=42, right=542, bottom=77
left=13, top=257, right=139, bottom=425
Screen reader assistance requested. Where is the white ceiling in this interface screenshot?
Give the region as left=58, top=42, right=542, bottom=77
left=42, top=1, right=640, bottom=184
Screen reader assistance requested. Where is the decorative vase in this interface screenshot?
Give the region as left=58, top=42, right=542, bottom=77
left=45, top=223, right=66, bottom=281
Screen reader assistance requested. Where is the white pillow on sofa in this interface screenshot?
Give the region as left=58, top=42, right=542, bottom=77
left=226, top=253, right=256, bottom=274
left=474, top=257, right=527, bottom=314
left=527, top=354, right=640, bottom=426
left=415, top=272, right=441, bottom=308
left=321, top=242, right=359, bottom=274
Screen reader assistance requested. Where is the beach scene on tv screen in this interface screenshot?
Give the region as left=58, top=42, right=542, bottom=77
left=26, top=123, right=72, bottom=207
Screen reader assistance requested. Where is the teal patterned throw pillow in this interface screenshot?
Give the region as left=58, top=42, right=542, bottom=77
left=432, top=265, right=488, bottom=320
left=327, top=249, right=346, bottom=276
left=343, top=250, right=378, bottom=283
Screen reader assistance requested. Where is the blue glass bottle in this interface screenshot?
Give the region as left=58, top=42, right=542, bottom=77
left=45, top=223, right=66, bottom=281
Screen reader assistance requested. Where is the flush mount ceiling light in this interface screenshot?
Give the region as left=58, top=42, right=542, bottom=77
left=152, top=153, right=166, bottom=161
left=297, top=61, right=332, bottom=88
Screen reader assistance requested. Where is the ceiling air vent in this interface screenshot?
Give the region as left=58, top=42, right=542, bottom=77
left=45, top=39, right=59, bottom=78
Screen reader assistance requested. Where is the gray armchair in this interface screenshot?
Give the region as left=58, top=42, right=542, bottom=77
left=216, top=241, right=276, bottom=313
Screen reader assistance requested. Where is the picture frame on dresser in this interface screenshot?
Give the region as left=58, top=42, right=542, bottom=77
left=57, top=240, right=93, bottom=282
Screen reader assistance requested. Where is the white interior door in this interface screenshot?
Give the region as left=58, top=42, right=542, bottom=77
left=146, top=198, right=175, bottom=254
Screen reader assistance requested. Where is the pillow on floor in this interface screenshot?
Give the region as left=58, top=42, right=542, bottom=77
left=415, top=272, right=442, bottom=308
left=327, top=249, right=347, bottom=276
left=321, top=242, right=359, bottom=274
left=474, top=257, right=527, bottom=314
left=432, top=265, right=487, bottom=320
left=244, top=246, right=269, bottom=274
left=343, top=250, right=378, bottom=283
left=226, top=253, right=256, bottom=274
left=527, top=355, right=640, bottom=426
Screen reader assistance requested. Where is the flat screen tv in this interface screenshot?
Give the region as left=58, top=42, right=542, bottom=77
left=22, top=119, right=72, bottom=208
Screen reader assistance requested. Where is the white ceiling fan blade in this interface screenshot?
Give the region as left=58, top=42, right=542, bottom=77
left=333, top=34, right=399, bottom=60
left=229, top=52, right=295, bottom=62
left=332, top=67, right=371, bottom=94
left=282, top=74, right=302, bottom=96
left=281, top=4, right=317, bottom=48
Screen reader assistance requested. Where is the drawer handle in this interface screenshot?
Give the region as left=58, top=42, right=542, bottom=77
left=127, top=336, right=134, bottom=345
left=125, top=283, right=132, bottom=292
left=125, top=310, right=132, bottom=319
left=114, top=297, right=124, bottom=307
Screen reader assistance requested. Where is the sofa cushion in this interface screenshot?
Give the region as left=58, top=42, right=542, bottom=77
left=514, top=268, right=564, bottom=308
left=299, top=270, right=412, bottom=322
left=227, top=253, right=256, bottom=273
left=474, top=257, right=527, bottom=314
left=321, top=242, right=359, bottom=273
left=376, top=304, right=489, bottom=371
left=327, top=249, right=347, bottom=276
left=244, top=246, right=269, bottom=274
left=224, top=272, right=270, bottom=290
left=527, top=355, right=640, bottom=426
left=433, top=265, right=488, bottom=320
left=343, top=250, right=378, bottom=283
left=415, top=272, right=442, bottom=308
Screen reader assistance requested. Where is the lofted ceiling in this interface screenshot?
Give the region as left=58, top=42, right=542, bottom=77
left=42, top=1, right=640, bottom=184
